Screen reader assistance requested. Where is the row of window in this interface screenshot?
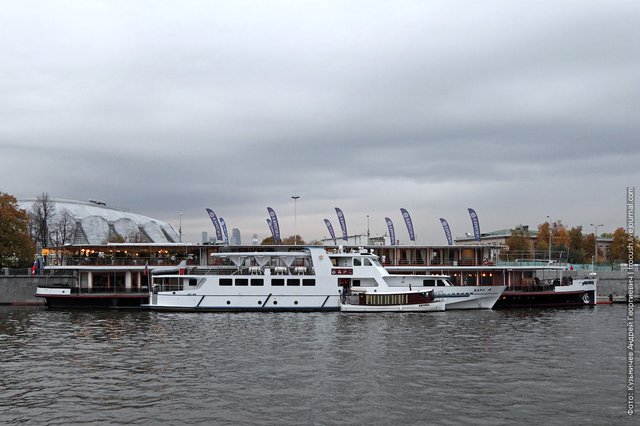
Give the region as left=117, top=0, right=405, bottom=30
left=422, top=279, right=448, bottom=287
left=219, top=278, right=316, bottom=287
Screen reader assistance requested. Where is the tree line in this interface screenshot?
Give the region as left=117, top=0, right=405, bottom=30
left=505, top=221, right=639, bottom=264
left=0, top=192, right=79, bottom=267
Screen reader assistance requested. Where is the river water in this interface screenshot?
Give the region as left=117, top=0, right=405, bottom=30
left=0, top=305, right=633, bottom=425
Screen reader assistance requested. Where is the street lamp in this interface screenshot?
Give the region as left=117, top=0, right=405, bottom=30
left=179, top=213, right=183, bottom=243
left=366, top=215, right=370, bottom=244
left=590, top=223, right=603, bottom=271
left=546, top=215, right=552, bottom=263
left=291, top=195, right=300, bottom=245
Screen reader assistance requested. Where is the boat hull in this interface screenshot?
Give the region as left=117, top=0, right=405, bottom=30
left=340, top=301, right=445, bottom=312
left=36, top=287, right=148, bottom=309
left=146, top=293, right=340, bottom=312
left=493, top=290, right=592, bottom=309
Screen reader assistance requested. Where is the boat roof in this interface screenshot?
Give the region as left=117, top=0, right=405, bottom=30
left=211, top=251, right=312, bottom=258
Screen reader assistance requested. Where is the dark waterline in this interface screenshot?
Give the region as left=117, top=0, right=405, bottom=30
left=0, top=306, right=633, bottom=425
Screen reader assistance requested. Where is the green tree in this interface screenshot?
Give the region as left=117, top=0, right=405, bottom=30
left=567, top=226, right=585, bottom=263
left=0, top=192, right=36, bottom=267
left=583, top=234, right=596, bottom=262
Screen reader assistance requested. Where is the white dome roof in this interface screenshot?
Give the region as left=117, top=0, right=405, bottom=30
left=18, top=198, right=180, bottom=245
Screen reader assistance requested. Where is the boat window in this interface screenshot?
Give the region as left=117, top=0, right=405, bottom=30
left=352, top=279, right=361, bottom=287
left=235, top=278, right=248, bottom=286
left=363, top=258, right=371, bottom=266
left=220, top=278, right=232, bottom=286
left=251, top=279, right=264, bottom=286
left=370, top=258, right=381, bottom=266
left=272, top=279, right=285, bottom=286
left=436, top=280, right=447, bottom=287
left=189, top=278, right=198, bottom=287
left=353, top=258, right=362, bottom=266
left=423, top=279, right=436, bottom=286
left=287, top=279, right=300, bottom=286
left=302, top=279, right=315, bottom=286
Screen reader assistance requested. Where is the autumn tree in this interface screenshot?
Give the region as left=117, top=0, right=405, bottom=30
left=610, top=227, right=629, bottom=263
left=552, top=221, right=570, bottom=250
left=535, top=222, right=550, bottom=254
left=281, top=235, right=306, bottom=245
left=0, top=192, right=36, bottom=267
left=261, top=236, right=276, bottom=245
left=505, top=228, right=531, bottom=258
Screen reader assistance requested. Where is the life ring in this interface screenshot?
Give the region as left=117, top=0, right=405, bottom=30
left=582, top=293, right=590, bottom=304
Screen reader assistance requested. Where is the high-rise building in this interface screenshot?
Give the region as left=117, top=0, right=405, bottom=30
left=231, top=228, right=241, bottom=245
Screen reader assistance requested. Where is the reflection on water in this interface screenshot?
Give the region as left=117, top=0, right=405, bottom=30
left=0, top=306, right=630, bottom=425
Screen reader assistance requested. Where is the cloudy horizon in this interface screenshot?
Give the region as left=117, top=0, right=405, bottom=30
left=1, top=0, right=638, bottom=244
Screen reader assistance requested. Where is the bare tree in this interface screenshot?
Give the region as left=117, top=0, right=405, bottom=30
left=29, top=193, right=56, bottom=248
left=50, top=209, right=77, bottom=247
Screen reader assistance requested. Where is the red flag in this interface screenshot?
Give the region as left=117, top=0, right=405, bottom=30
left=31, top=260, right=37, bottom=276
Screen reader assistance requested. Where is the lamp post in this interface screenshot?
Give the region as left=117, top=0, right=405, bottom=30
left=179, top=213, right=183, bottom=243
left=366, top=214, right=370, bottom=244
left=590, top=223, right=603, bottom=271
left=546, top=215, right=552, bottom=263
left=291, top=195, right=300, bottom=245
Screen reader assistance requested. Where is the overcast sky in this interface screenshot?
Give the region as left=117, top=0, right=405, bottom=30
left=1, top=0, right=638, bottom=244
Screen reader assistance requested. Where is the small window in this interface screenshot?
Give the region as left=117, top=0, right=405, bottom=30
left=423, top=279, right=436, bottom=287
left=251, top=279, right=264, bottom=286
left=235, top=278, right=248, bottom=286
left=363, top=258, right=371, bottom=266
left=272, top=279, right=285, bottom=286
left=189, top=278, right=198, bottom=287
left=436, top=280, right=446, bottom=287
left=287, top=279, right=300, bottom=286
left=353, top=258, right=362, bottom=266
left=302, top=279, right=315, bottom=286
left=220, top=278, right=232, bottom=286
left=352, top=279, right=361, bottom=287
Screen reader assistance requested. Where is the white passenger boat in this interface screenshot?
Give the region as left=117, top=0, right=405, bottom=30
left=381, top=274, right=506, bottom=310
left=340, top=289, right=445, bottom=312
left=144, top=247, right=505, bottom=311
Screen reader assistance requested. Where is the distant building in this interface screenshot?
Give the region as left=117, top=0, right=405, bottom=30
left=455, top=225, right=613, bottom=262
left=18, top=198, right=180, bottom=245
left=455, top=225, right=538, bottom=249
left=231, top=228, right=241, bottom=245
left=321, top=234, right=388, bottom=246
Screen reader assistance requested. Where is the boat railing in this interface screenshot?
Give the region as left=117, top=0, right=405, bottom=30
left=41, top=286, right=150, bottom=295
left=205, top=266, right=316, bottom=276
left=45, top=256, right=198, bottom=267
left=507, top=282, right=556, bottom=292
left=383, top=258, right=480, bottom=267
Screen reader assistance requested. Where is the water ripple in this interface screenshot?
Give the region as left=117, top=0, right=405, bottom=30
left=0, top=306, right=631, bottom=425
